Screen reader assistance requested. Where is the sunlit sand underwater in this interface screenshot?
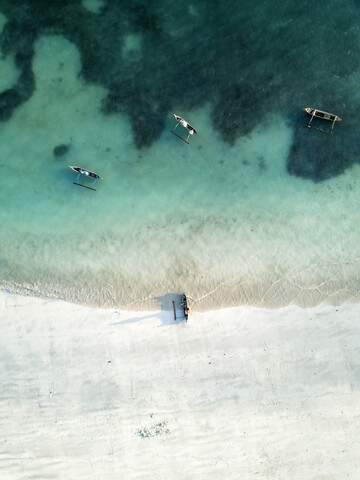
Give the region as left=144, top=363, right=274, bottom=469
left=1, top=1, right=360, bottom=309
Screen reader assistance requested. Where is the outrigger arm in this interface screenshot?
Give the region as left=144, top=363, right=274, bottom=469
left=307, top=112, right=315, bottom=128
left=331, top=117, right=336, bottom=132
left=74, top=172, right=99, bottom=191
left=173, top=119, right=192, bottom=141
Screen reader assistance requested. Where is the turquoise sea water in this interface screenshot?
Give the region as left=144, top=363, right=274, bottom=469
left=1, top=0, right=360, bottom=309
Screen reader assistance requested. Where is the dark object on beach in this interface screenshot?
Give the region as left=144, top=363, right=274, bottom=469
left=0, top=89, right=22, bottom=121
left=304, top=107, right=342, bottom=134
left=53, top=144, right=70, bottom=157
left=69, top=165, right=103, bottom=191
left=172, top=300, right=176, bottom=321
left=181, top=292, right=190, bottom=323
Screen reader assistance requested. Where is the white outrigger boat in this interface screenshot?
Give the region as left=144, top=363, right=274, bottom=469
left=69, top=166, right=103, bottom=191
left=171, top=114, right=198, bottom=144
left=304, top=107, right=342, bottom=133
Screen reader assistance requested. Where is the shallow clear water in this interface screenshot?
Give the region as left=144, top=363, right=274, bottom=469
left=1, top=1, right=360, bottom=308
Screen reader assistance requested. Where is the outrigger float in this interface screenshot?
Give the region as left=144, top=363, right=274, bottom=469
left=171, top=114, right=198, bottom=144
left=304, top=107, right=342, bottom=133
left=69, top=166, right=103, bottom=191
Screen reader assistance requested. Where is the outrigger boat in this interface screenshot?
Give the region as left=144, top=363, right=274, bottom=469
left=304, top=107, right=342, bottom=133
left=171, top=114, right=198, bottom=144
left=69, top=166, right=103, bottom=191
left=181, top=292, right=190, bottom=323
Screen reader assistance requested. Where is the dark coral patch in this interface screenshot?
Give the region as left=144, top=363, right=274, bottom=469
left=128, top=3, right=166, bottom=39
left=288, top=127, right=344, bottom=181
left=131, top=114, right=165, bottom=149
left=0, top=0, right=360, bottom=179
left=211, top=84, right=267, bottom=144
left=0, top=16, right=36, bottom=120
left=0, top=89, right=22, bottom=121
left=102, top=85, right=171, bottom=148
left=53, top=144, right=70, bottom=157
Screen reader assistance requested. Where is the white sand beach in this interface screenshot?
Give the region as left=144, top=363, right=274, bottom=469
left=1, top=291, right=359, bottom=479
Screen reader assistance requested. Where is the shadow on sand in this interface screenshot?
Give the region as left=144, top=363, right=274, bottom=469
left=110, top=292, right=187, bottom=327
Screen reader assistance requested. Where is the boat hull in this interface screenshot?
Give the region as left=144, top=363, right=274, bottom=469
left=69, top=166, right=103, bottom=179
left=304, top=108, right=341, bottom=122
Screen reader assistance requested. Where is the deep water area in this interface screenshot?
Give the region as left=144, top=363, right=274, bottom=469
left=1, top=0, right=360, bottom=309
left=1, top=0, right=360, bottom=179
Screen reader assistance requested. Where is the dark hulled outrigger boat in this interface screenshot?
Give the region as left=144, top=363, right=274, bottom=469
left=304, top=107, right=342, bottom=133
left=69, top=166, right=103, bottom=191
left=182, top=292, right=190, bottom=323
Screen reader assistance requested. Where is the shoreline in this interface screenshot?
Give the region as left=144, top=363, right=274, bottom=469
left=2, top=287, right=359, bottom=313
left=2, top=266, right=360, bottom=312
left=1, top=288, right=355, bottom=315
